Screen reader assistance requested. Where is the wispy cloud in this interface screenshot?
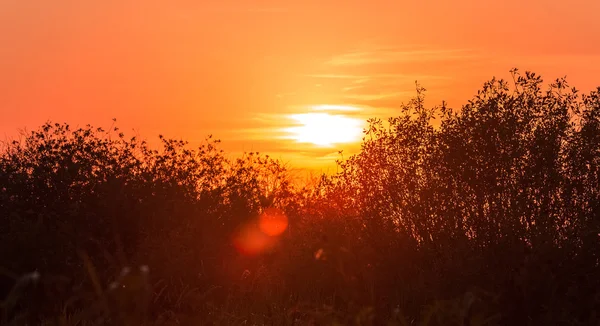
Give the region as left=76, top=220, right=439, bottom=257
left=230, top=123, right=354, bottom=161
left=341, top=91, right=413, bottom=102
left=304, top=73, right=452, bottom=81
left=234, top=45, right=482, bottom=163
left=304, top=73, right=452, bottom=94
left=294, top=46, right=479, bottom=110
left=284, top=104, right=381, bottom=118
left=341, top=85, right=365, bottom=92
left=325, top=46, right=478, bottom=66
left=311, top=104, right=361, bottom=112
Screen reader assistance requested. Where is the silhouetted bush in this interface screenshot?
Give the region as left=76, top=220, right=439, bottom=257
left=1, top=69, right=599, bottom=325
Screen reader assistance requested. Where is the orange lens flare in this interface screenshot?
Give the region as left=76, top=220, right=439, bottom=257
left=258, top=208, right=288, bottom=237
left=233, top=226, right=273, bottom=256
left=233, top=208, right=288, bottom=255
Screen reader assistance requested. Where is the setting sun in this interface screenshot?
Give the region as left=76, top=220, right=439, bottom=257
left=284, top=112, right=365, bottom=147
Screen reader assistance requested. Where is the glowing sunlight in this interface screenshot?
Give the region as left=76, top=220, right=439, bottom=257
left=284, top=111, right=365, bottom=147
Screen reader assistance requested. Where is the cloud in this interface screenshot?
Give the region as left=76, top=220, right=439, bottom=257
left=223, top=131, right=351, bottom=160
left=296, top=46, right=478, bottom=110
left=325, top=46, right=478, bottom=67
left=302, top=74, right=362, bottom=79
left=311, top=104, right=361, bottom=112
left=233, top=106, right=372, bottom=156
left=284, top=104, right=383, bottom=118
left=340, top=91, right=413, bottom=102
left=342, top=85, right=366, bottom=92
left=304, top=73, right=452, bottom=97
left=304, top=73, right=451, bottom=81
left=231, top=45, right=483, bottom=162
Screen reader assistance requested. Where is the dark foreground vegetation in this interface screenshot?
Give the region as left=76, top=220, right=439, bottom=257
left=1, top=69, right=600, bottom=325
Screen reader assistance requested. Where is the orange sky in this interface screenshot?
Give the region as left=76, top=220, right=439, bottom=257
left=1, top=0, right=599, bottom=173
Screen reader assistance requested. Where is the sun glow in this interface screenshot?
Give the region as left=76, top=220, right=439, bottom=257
left=285, top=111, right=365, bottom=147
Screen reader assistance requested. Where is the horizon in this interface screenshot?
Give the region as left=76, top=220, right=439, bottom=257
left=2, top=0, right=600, bottom=173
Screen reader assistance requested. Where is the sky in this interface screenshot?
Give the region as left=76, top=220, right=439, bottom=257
left=1, top=0, right=599, bottom=173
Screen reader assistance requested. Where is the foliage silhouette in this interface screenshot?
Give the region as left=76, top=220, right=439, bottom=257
left=1, top=69, right=599, bottom=325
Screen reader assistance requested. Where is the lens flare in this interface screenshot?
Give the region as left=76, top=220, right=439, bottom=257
left=258, top=208, right=288, bottom=237
left=233, top=225, right=272, bottom=256
left=233, top=208, right=289, bottom=255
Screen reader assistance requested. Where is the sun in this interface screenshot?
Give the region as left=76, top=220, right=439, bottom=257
left=284, top=112, right=365, bottom=147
